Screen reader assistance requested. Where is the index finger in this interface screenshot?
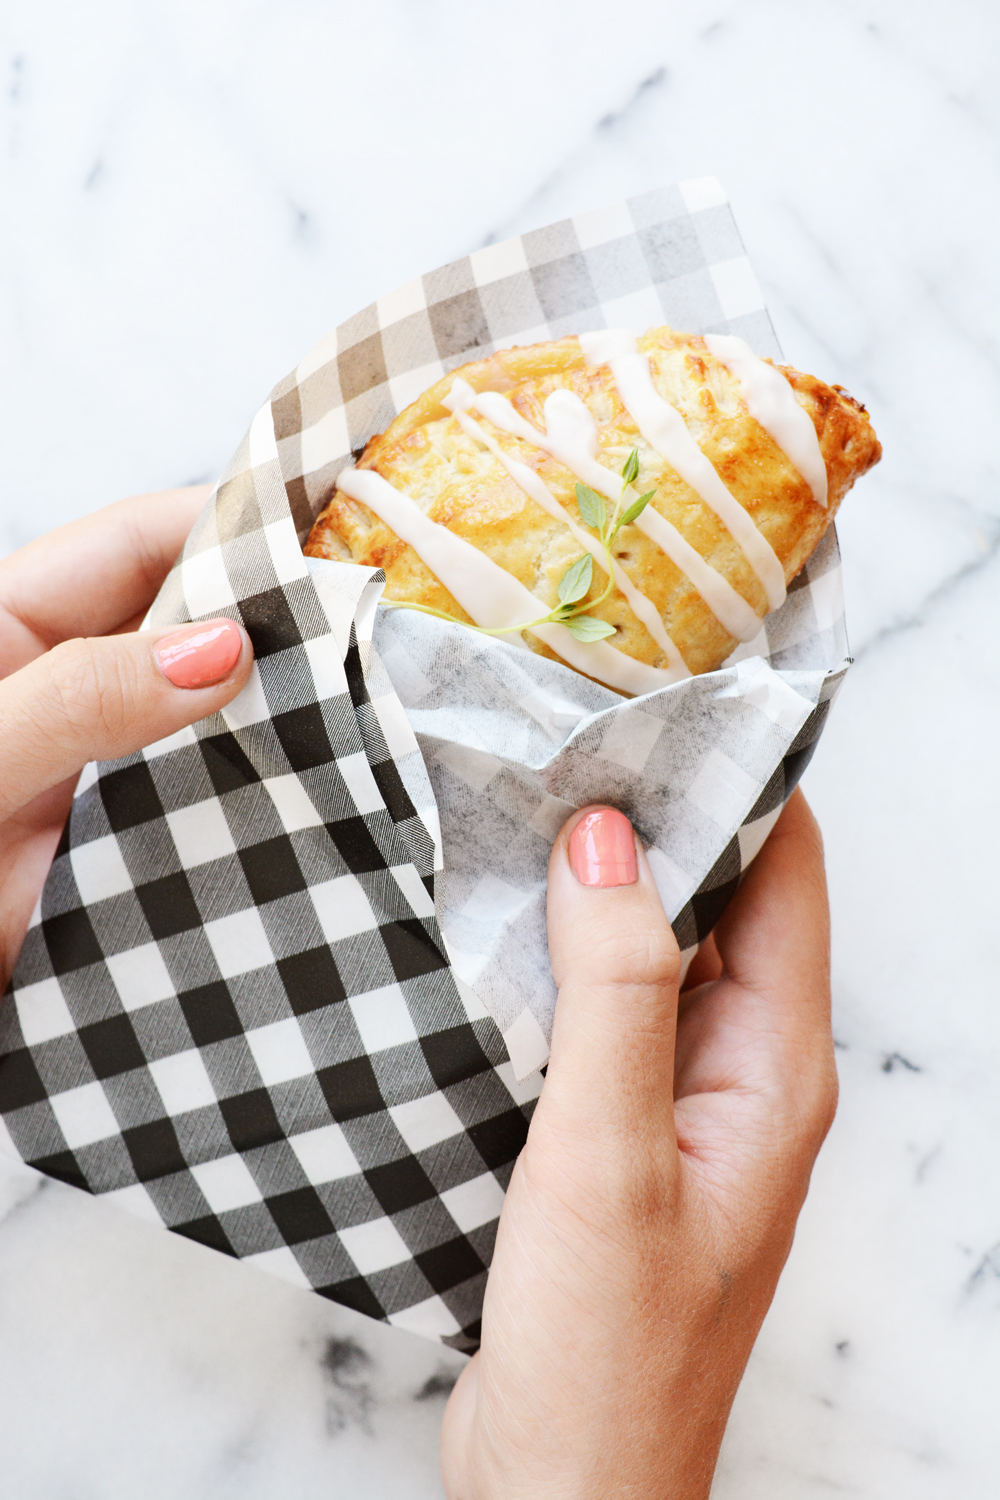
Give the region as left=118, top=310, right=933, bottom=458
left=0, top=486, right=212, bottom=673
left=712, top=787, right=831, bottom=1034
left=672, top=789, right=835, bottom=1155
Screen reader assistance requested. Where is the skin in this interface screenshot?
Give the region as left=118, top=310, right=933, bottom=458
left=0, top=487, right=253, bottom=988
left=441, top=791, right=836, bottom=1497
left=0, top=491, right=835, bottom=1494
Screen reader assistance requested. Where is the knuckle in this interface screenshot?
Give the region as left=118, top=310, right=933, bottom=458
left=810, top=1057, right=840, bottom=1140
left=524, top=1123, right=681, bottom=1240
left=48, top=638, right=137, bottom=745
left=786, top=1052, right=839, bottom=1156
left=587, top=921, right=681, bottom=993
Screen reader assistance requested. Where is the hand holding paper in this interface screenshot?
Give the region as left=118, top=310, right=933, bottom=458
left=0, top=489, right=252, bottom=986
left=441, top=791, right=836, bottom=1498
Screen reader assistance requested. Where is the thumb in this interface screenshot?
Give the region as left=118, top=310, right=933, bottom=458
left=0, top=619, right=253, bottom=819
left=542, top=806, right=682, bottom=1142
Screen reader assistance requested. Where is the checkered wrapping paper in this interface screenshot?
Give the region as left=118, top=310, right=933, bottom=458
left=374, top=523, right=847, bottom=1072
left=0, top=179, right=850, bottom=1345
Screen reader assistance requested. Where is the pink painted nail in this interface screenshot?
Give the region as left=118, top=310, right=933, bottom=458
left=568, top=808, right=638, bottom=888
left=154, top=620, right=243, bottom=689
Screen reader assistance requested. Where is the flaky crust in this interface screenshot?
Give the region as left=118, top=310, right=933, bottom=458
left=304, top=327, right=880, bottom=678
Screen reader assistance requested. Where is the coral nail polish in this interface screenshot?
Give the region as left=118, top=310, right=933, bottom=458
left=568, top=807, right=638, bottom=888
left=154, top=620, right=243, bottom=689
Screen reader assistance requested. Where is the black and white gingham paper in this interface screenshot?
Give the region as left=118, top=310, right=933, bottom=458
left=0, top=180, right=849, bottom=1345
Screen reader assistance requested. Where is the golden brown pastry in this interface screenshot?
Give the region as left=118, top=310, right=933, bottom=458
left=305, top=325, right=880, bottom=694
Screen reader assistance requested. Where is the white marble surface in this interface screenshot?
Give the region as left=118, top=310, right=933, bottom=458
left=1, top=1, right=999, bottom=1494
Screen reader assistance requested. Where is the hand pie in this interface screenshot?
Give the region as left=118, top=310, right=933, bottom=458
left=304, top=325, right=880, bottom=694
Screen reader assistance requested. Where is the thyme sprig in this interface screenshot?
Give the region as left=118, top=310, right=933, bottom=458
left=378, top=449, right=655, bottom=644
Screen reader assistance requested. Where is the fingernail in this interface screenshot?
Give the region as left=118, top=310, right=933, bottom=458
left=154, top=620, right=243, bottom=689
left=568, top=808, right=638, bottom=888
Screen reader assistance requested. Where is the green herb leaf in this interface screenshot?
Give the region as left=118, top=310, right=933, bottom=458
left=575, top=483, right=606, bottom=531
left=565, top=614, right=617, bottom=642
left=557, top=552, right=594, bottom=606
left=621, top=448, right=640, bottom=486
left=616, top=488, right=656, bottom=530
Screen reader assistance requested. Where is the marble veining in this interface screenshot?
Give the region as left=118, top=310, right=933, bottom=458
left=1, top=0, right=999, bottom=1494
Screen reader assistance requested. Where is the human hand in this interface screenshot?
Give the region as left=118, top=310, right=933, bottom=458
left=0, top=489, right=253, bottom=988
left=441, top=790, right=836, bottom=1498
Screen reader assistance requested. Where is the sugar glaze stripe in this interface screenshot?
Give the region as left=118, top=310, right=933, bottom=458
left=336, top=466, right=682, bottom=695
left=703, top=333, right=827, bottom=508
left=443, top=378, right=689, bottom=677
left=578, top=329, right=787, bottom=611
left=469, top=387, right=762, bottom=643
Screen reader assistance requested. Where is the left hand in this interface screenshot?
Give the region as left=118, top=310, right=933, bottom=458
left=0, top=488, right=254, bottom=987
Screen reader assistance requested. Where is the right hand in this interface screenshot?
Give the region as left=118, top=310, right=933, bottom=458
left=442, top=790, right=836, bottom=1498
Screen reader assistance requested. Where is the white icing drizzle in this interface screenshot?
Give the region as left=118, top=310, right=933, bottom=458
left=578, top=329, right=786, bottom=612
left=703, top=333, right=828, bottom=508
left=470, top=388, right=762, bottom=643
left=336, top=466, right=679, bottom=696
left=443, top=378, right=689, bottom=677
